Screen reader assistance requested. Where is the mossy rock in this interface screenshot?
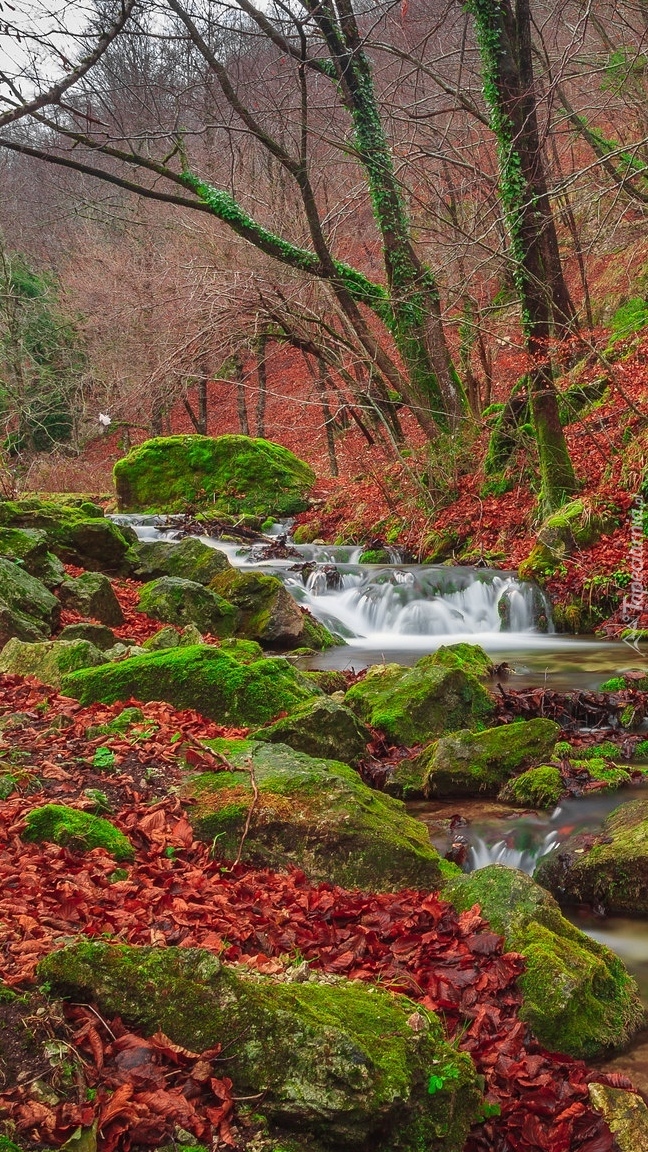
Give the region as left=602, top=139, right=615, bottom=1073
left=254, top=697, right=371, bottom=765
left=138, top=576, right=239, bottom=638
left=418, top=719, right=560, bottom=799
left=0, top=499, right=136, bottom=574
left=0, top=637, right=108, bottom=688
left=61, top=644, right=318, bottom=726
left=58, top=572, right=125, bottom=627
left=428, top=643, right=494, bottom=679
left=499, top=764, right=564, bottom=808
left=0, top=526, right=65, bottom=588
left=358, top=548, right=391, bottom=564
left=534, top=798, right=648, bottom=915
left=131, top=536, right=232, bottom=584
left=421, top=529, right=460, bottom=564
left=40, top=942, right=480, bottom=1151
left=301, top=669, right=348, bottom=695
left=210, top=568, right=335, bottom=650
left=0, top=556, right=60, bottom=646
left=187, top=740, right=451, bottom=891
left=292, top=522, right=322, bottom=544
left=344, top=657, right=495, bottom=746
left=383, top=757, right=428, bottom=801
left=588, top=1084, right=648, bottom=1152
left=113, top=435, right=316, bottom=517
left=521, top=502, right=616, bottom=576
left=517, top=544, right=559, bottom=584
left=58, top=622, right=117, bottom=650
left=22, top=804, right=134, bottom=861
left=443, top=866, right=644, bottom=1059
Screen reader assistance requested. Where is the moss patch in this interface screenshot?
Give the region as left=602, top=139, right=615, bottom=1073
left=418, top=719, right=560, bottom=799
left=138, top=577, right=239, bottom=638
left=428, top=643, right=494, bottom=679
left=0, top=637, right=108, bottom=688
left=22, top=804, right=134, bottom=861
left=254, top=697, right=370, bottom=764
left=113, top=435, right=316, bottom=517
left=499, top=764, right=564, bottom=808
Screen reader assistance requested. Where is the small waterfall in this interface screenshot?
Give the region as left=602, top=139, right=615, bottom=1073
left=467, top=830, right=559, bottom=875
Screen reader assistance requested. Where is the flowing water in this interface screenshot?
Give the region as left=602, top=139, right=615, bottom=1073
left=115, top=513, right=648, bottom=1031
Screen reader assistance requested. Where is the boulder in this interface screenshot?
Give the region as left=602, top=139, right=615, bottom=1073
left=40, top=942, right=481, bottom=1152
left=131, top=536, right=232, bottom=584
left=61, top=644, right=318, bottom=726
left=0, top=637, right=108, bottom=687
left=58, top=623, right=116, bottom=650
left=255, top=697, right=371, bottom=764
left=113, top=434, right=316, bottom=517
left=187, top=739, right=451, bottom=890
left=418, top=719, right=560, bottom=799
left=22, top=804, right=134, bottom=861
left=0, top=498, right=135, bottom=573
left=0, top=526, right=65, bottom=587
left=443, top=866, right=644, bottom=1058
left=534, top=798, right=648, bottom=915
left=428, top=642, right=494, bottom=678
left=344, top=656, right=495, bottom=746
left=0, top=557, right=60, bottom=644
left=137, top=576, right=239, bottom=637
left=58, top=572, right=125, bottom=626
left=499, top=764, right=564, bottom=808
left=588, top=1084, right=648, bottom=1152
left=519, top=500, right=616, bottom=583
left=209, top=568, right=334, bottom=649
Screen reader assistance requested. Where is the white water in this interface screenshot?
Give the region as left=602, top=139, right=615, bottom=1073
left=467, top=830, right=560, bottom=874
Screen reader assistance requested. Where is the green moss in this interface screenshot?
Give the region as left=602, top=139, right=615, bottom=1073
left=301, top=669, right=347, bottom=695
left=419, top=718, right=560, bottom=799
left=600, top=677, right=626, bottom=691
left=500, top=764, right=564, bottom=808
left=344, top=657, right=495, bottom=746
left=0, top=498, right=134, bottom=573
left=138, top=576, right=239, bottom=638
left=358, top=548, right=391, bottom=564
left=114, top=435, right=315, bottom=516
left=61, top=645, right=318, bottom=726
left=85, top=706, right=148, bottom=740
left=254, top=697, right=370, bottom=765
left=444, top=866, right=644, bottom=1058
left=22, top=803, right=134, bottom=861
left=0, top=637, right=108, bottom=688
left=300, top=612, right=338, bottom=650
left=518, top=544, right=559, bottom=583
left=188, top=740, right=447, bottom=891
left=428, top=643, right=493, bottom=679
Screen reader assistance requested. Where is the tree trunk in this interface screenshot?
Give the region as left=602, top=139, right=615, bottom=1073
left=255, top=332, right=268, bottom=438
left=313, top=361, right=339, bottom=477
left=232, top=353, right=249, bottom=436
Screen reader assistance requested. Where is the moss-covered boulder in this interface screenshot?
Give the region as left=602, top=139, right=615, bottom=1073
left=499, top=764, right=564, bottom=808
left=383, top=758, right=428, bottom=801
left=0, top=526, right=65, bottom=587
left=0, top=637, right=108, bottom=687
left=519, top=501, right=617, bottom=583
left=187, top=740, right=451, bottom=890
left=209, top=568, right=334, bottom=650
left=418, top=719, right=560, bottom=799
left=0, top=557, right=60, bottom=645
left=40, top=942, right=480, bottom=1151
left=344, top=657, right=495, bottom=746
left=589, top=1083, right=648, bottom=1152
left=58, top=622, right=117, bottom=650
left=113, top=434, right=316, bottom=517
left=138, top=577, right=239, bottom=638
left=0, top=499, right=135, bottom=573
left=58, top=571, right=125, bottom=626
left=61, top=644, right=318, bottom=726
left=443, top=866, right=644, bottom=1058
left=534, top=798, right=648, bottom=915
left=255, top=697, right=371, bottom=764
left=22, top=804, right=134, bottom=861
left=131, top=536, right=232, bottom=584
left=428, top=643, right=494, bottom=679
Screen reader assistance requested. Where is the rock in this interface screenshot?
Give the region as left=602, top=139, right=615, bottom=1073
left=518, top=500, right=617, bottom=584
left=131, top=536, right=232, bottom=584
left=301, top=669, right=348, bottom=695
left=22, top=804, right=134, bottom=861
left=103, top=643, right=146, bottom=661
left=418, top=719, right=560, bottom=799
left=499, top=764, right=564, bottom=808
left=210, top=568, right=335, bottom=649
left=142, top=625, right=181, bottom=650
left=0, top=557, right=60, bottom=644
left=427, top=643, right=494, bottom=678
left=61, top=644, right=319, bottom=726
left=113, top=434, right=316, bottom=517
left=255, top=697, right=371, bottom=764
left=58, top=623, right=117, bottom=650
left=344, top=656, right=495, bottom=747
left=85, top=706, right=146, bottom=740
left=0, top=637, right=108, bottom=687
left=189, top=738, right=452, bottom=890
left=588, top=1083, right=648, bottom=1151
left=443, top=866, right=644, bottom=1058
left=0, top=499, right=136, bottom=573
left=384, top=758, right=428, bottom=801
left=40, top=942, right=481, bottom=1151
left=0, top=526, right=65, bottom=587
left=137, top=576, right=239, bottom=637
left=358, top=547, right=392, bottom=564
left=534, top=798, right=648, bottom=915
left=58, top=572, right=125, bottom=626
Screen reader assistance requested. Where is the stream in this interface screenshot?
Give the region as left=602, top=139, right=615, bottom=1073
left=116, top=513, right=648, bottom=1071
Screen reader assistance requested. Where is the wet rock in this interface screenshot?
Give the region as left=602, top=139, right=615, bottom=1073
left=209, top=568, right=336, bottom=650
left=131, top=536, right=232, bottom=584
left=0, top=526, right=65, bottom=588
left=186, top=739, right=453, bottom=891
left=255, top=697, right=371, bottom=764
left=588, top=1083, right=648, bottom=1151
left=58, top=572, right=125, bottom=626
left=499, top=764, right=564, bottom=808
left=417, top=718, right=560, bottom=799
left=0, top=557, right=60, bottom=644
left=443, top=865, right=644, bottom=1058
left=534, top=798, right=648, bottom=916
left=40, top=942, right=481, bottom=1151
left=58, top=623, right=117, bottom=651
left=0, top=637, right=108, bottom=688
left=344, top=656, right=495, bottom=746
left=137, top=576, right=239, bottom=638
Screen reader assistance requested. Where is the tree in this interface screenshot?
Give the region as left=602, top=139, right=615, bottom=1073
left=466, top=0, right=579, bottom=511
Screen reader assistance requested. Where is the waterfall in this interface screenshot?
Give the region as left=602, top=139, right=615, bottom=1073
left=467, top=830, right=559, bottom=875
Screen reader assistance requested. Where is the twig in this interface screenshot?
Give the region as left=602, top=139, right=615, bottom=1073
left=233, top=756, right=259, bottom=867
